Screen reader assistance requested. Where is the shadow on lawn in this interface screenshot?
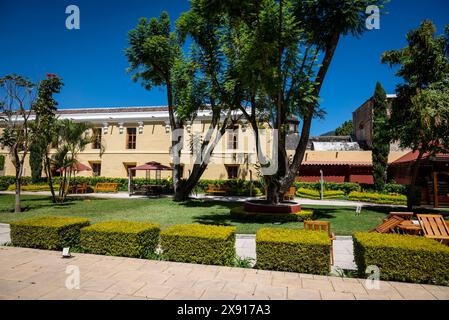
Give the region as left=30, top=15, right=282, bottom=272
left=179, top=200, right=237, bottom=210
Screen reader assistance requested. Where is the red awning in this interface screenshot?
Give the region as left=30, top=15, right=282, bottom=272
left=393, top=151, right=449, bottom=164
left=299, top=176, right=346, bottom=183
left=129, top=161, right=173, bottom=171
left=56, top=162, right=91, bottom=173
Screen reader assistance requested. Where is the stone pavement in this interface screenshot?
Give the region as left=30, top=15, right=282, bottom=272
left=0, top=246, right=447, bottom=300
left=0, top=224, right=10, bottom=245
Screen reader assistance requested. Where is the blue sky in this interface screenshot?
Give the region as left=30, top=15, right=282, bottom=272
left=1, top=0, right=448, bottom=135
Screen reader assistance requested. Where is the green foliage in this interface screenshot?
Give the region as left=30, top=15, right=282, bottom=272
left=10, top=216, right=90, bottom=250
left=256, top=228, right=331, bottom=275
left=0, top=154, right=5, bottom=171
left=7, top=184, right=60, bottom=192
left=80, top=221, right=160, bottom=258
left=230, top=206, right=313, bottom=223
left=334, top=120, right=353, bottom=136
left=160, top=224, right=236, bottom=266
left=296, top=188, right=346, bottom=200
left=353, top=232, right=449, bottom=286
left=293, top=182, right=361, bottom=194
left=372, top=82, right=390, bottom=192
left=382, top=20, right=449, bottom=208
left=348, top=191, right=406, bottom=205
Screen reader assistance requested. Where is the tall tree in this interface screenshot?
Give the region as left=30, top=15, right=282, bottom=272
left=197, top=0, right=386, bottom=204
left=29, top=74, right=63, bottom=201
left=371, top=82, right=390, bottom=192
left=126, top=11, right=233, bottom=201
left=382, top=20, right=449, bottom=209
left=0, top=74, right=35, bottom=213
left=334, top=120, right=353, bottom=136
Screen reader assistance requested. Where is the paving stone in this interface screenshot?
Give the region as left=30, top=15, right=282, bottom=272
left=77, top=291, right=117, bottom=300
left=272, top=277, right=302, bottom=288
left=320, top=291, right=356, bottom=300
left=331, top=281, right=368, bottom=294
left=113, top=294, right=148, bottom=300
left=104, top=280, right=146, bottom=295
left=40, top=288, right=87, bottom=300
left=192, top=279, right=227, bottom=291
left=287, top=288, right=321, bottom=300
left=164, top=288, right=204, bottom=300
left=81, top=277, right=117, bottom=292
left=222, top=281, right=256, bottom=295
left=201, top=289, right=236, bottom=300
left=254, top=285, right=287, bottom=300
left=302, top=279, right=334, bottom=291
left=134, top=284, right=172, bottom=299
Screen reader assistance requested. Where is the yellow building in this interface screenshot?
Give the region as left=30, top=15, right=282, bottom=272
left=0, top=106, right=268, bottom=180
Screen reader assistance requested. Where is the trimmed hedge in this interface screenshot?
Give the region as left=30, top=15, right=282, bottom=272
left=160, top=224, right=236, bottom=266
left=293, top=182, right=361, bottom=194
left=348, top=191, right=406, bottom=205
left=353, top=232, right=449, bottom=286
left=80, top=221, right=160, bottom=258
left=10, top=216, right=90, bottom=250
left=230, top=206, right=313, bottom=222
left=7, top=184, right=60, bottom=192
left=296, top=188, right=346, bottom=200
left=256, top=228, right=331, bottom=275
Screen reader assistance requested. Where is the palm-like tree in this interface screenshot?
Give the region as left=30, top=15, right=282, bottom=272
left=52, top=119, right=102, bottom=202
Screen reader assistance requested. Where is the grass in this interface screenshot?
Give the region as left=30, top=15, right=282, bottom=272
left=0, top=194, right=447, bottom=235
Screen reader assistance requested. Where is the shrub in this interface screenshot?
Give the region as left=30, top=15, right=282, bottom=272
left=7, top=184, right=60, bottom=192
left=353, top=232, right=449, bottom=286
left=194, top=179, right=264, bottom=196
left=0, top=155, right=4, bottom=171
left=256, top=228, right=331, bottom=275
left=10, top=216, right=90, bottom=250
left=296, top=188, right=346, bottom=200
left=348, top=191, right=406, bottom=205
left=160, top=224, right=236, bottom=266
left=230, top=206, right=313, bottom=222
left=80, top=221, right=160, bottom=258
left=293, top=182, right=361, bottom=194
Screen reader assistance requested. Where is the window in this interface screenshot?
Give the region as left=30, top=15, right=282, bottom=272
left=92, top=128, right=102, bottom=149
left=226, top=165, right=239, bottom=179
left=124, top=163, right=136, bottom=177
left=126, top=128, right=137, bottom=149
left=227, top=125, right=239, bottom=150
left=91, top=163, right=101, bottom=177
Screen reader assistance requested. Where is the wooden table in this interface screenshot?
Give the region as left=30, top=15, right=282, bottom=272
left=397, top=221, right=422, bottom=236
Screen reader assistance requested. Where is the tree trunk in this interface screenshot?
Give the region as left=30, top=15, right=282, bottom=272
left=407, top=150, right=425, bottom=210
left=44, top=155, right=57, bottom=203
left=173, top=164, right=207, bottom=202
left=14, top=163, right=22, bottom=213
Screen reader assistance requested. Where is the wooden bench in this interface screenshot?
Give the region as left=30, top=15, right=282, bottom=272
left=388, top=212, right=414, bottom=220
left=371, top=215, right=404, bottom=233
left=304, top=221, right=336, bottom=265
left=93, top=183, right=119, bottom=193
left=282, top=187, right=296, bottom=201
left=205, top=184, right=228, bottom=195
left=417, top=214, right=449, bottom=244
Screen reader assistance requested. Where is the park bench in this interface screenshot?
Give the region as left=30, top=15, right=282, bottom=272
left=371, top=215, right=404, bottom=233
left=282, top=187, right=296, bottom=201
left=93, top=183, right=119, bottom=193
left=205, top=184, right=228, bottom=195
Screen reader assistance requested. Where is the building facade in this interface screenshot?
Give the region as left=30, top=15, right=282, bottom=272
left=0, top=107, right=277, bottom=180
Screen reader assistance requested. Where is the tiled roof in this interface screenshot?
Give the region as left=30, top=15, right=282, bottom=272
left=392, top=151, right=449, bottom=164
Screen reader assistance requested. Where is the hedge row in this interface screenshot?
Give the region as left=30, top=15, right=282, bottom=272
left=10, top=216, right=90, bottom=250
left=256, top=228, right=331, bottom=275
left=230, top=206, right=313, bottom=222
left=348, top=191, right=407, bottom=205
left=294, top=182, right=361, bottom=194
left=80, top=221, right=160, bottom=258
left=160, top=224, right=236, bottom=266
left=296, top=188, right=346, bottom=200
left=353, top=232, right=449, bottom=286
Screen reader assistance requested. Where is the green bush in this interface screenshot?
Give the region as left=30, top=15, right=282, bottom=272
left=353, top=232, right=449, bottom=286
left=7, top=184, right=60, bottom=192
left=256, top=228, right=331, bottom=275
left=80, top=221, right=160, bottom=258
left=0, top=155, right=4, bottom=171
left=230, top=206, right=313, bottom=222
left=348, top=191, right=406, bottom=205
left=10, top=216, right=90, bottom=250
left=160, top=224, right=236, bottom=266
left=296, top=188, right=346, bottom=200
left=293, top=182, right=361, bottom=194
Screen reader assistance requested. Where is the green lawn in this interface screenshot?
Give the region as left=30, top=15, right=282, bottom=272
left=0, top=194, right=444, bottom=235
